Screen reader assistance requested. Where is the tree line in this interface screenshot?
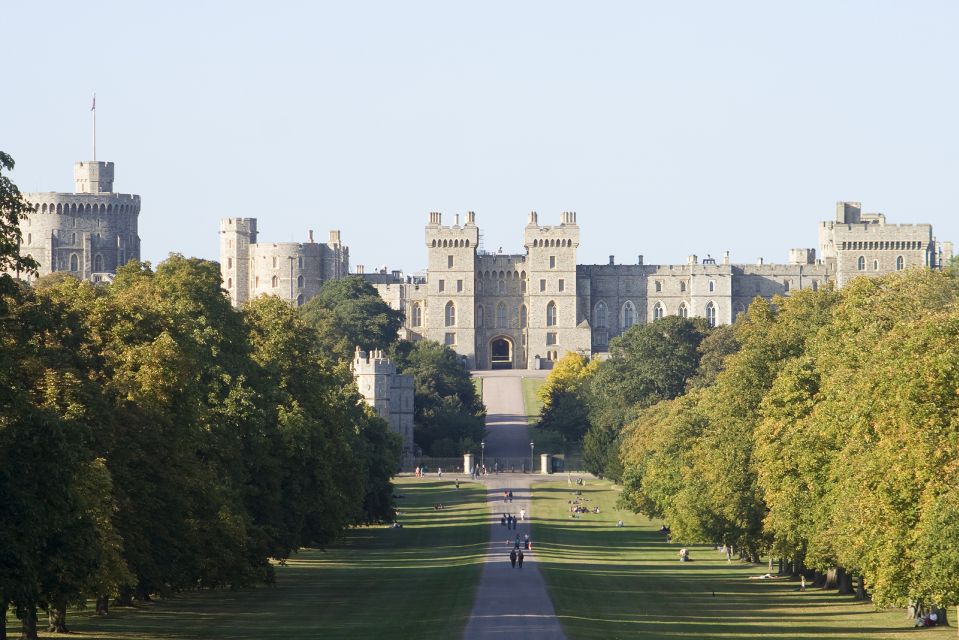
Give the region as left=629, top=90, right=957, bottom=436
left=536, top=265, right=959, bottom=620
left=0, top=153, right=483, bottom=639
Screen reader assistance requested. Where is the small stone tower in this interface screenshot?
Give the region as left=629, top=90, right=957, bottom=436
left=352, top=347, right=415, bottom=459
left=424, top=211, right=480, bottom=367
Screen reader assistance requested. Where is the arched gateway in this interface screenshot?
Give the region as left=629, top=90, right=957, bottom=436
left=490, top=336, right=513, bottom=369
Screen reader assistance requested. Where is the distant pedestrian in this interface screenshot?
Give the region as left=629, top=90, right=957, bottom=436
left=520, top=508, right=526, bottom=521
left=415, top=466, right=420, bottom=478
left=800, top=575, right=806, bottom=591
left=504, top=490, right=508, bottom=502
left=438, top=467, right=442, bottom=478
left=510, top=549, right=517, bottom=568
left=508, top=490, right=513, bottom=502
left=518, top=550, right=524, bottom=568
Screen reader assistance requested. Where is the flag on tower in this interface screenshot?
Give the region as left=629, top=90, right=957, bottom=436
left=91, top=94, right=96, bottom=111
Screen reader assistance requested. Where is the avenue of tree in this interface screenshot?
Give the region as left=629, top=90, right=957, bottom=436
left=536, top=260, right=959, bottom=622
left=0, top=153, right=482, bottom=639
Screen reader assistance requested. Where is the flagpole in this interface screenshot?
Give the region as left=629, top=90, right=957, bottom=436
left=92, top=93, right=96, bottom=161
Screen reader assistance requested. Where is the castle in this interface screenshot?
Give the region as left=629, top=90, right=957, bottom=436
left=219, top=218, right=348, bottom=307
left=12, top=160, right=141, bottom=283
left=367, top=204, right=952, bottom=370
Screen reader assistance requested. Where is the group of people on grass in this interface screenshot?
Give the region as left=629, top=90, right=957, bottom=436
left=413, top=466, right=443, bottom=478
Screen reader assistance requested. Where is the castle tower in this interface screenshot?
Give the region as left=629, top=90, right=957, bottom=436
left=220, top=218, right=257, bottom=306
left=352, top=347, right=414, bottom=458
left=15, top=160, right=141, bottom=283
left=524, top=211, right=590, bottom=363
left=424, top=211, right=480, bottom=367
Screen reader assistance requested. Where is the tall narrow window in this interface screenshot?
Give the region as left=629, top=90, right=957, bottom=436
left=448, top=255, right=454, bottom=268
left=272, top=275, right=278, bottom=288
left=858, top=256, right=866, bottom=271
left=438, top=279, right=445, bottom=292
left=69, top=253, right=79, bottom=272
left=653, top=302, right=664, bottom=321
left=297, top=275, right=304, bottom=288
left=519, top=304, right=527, bottom=328
left=227, top=257, right=233, bottom=269
left=708, top=280, right=716, bottom=292
left=296, top=294, right=304, bottom=307
left=873, top=259, right=879, bottom=271
left=655, top=281, right=662, bottom=292
left=272, top=256, right=277, bottom=268
left=445, top=301, right=456, bottom=327
left=558, top=279, right=565, bottom=292
left=298, top=256, right=303, bottom=268
left=227, top=277, right=232, bottom=289
left=678, top=303, right=688, bottom=319
left=680, top=280, right=687, bottom=292
left=457, top=279, right=463, bottom=292
left=539, top=279, right=546, bottom=292
left=411, top=303, right=423, bottom=327
left=622, top=301, right=635, bottom=328
left=445, top=332, right=456, bottom=346
left=705, top=302, right=717, bottom=328
left=594, top=302, right=608, bottom=328
left=546, top=301, right=557, bottom=326
left=497, top=303, right=507, bottom=328
left=549, top=255, right=556, bottom=269
left=783, top=280, right=790, bottom=292
left=896, top=255, right=904, bottom=271
left=93, top=254, right=103, bottom=272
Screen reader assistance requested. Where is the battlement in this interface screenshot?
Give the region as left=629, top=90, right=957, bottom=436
left=425, top=211, right=480, bottom=247
left=352, top=347, right=398, bottom=376
left=74, top=161, right=114, bottom=193
left=220, top=217, right=258, bottom=235
left=524, top=211, right=580, bottom=248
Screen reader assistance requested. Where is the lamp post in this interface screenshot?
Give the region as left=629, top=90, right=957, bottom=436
left=530, top=441, right=535, bottom=474
left=481, top=441, right=485, bottom=471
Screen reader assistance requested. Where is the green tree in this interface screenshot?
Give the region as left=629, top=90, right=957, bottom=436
left=0, top=151, right=39, bottom=295
left=389, top=340, right=485, bottom=456
left=536, top=352, right=597, bottom=443
left=299, top=276, right=404, bottom=361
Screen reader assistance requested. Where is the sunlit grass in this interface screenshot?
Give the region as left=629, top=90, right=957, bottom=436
left=521, top=376, right=545, bottom=424
left=533, top=480, right=953, bottom=639
left=13, top=478, right=489, bottom=640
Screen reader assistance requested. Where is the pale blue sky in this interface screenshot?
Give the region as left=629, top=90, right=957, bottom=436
left=5, top=1, right=958, bottom=272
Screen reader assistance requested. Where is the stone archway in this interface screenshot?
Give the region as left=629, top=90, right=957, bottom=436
left=490, top=336, right=513, bottom=370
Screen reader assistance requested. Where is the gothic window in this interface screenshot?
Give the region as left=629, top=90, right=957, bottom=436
left=69, top=253, right=79, bottom=272
left=896, top=255, right=904, bottom=271
left=708, top=280, right=716, bottom=292
left=783, top=280, right=790, bottom=292
left=622, top=301, right=635, bottom=329
left=873, top=259, right=879, bottom=270
left=546, top=301, right=557, bottom=327
left=519, top=304, right=527, bottom=328
left=653, top=302, right=664, bottom=321
left=445, top=301, right=456, bottom=327
left=705, top=302, right=717, bottom=328
left=296, top=294, right=304, bottom=307
left=594, top=301, right=608, bottom=328
left=271, top=275, right=278, bottom=288
left=858, top=256, right=866, bottom=271
left=678, top=303, right=688, bottom=319
left=812, top=280, right=819, bottom=291
left=297, top=275, right=304, bottom=288
left=412, top=303, right=423, bottom=327
left=497, top=303, right=507, bottom=328
left=655, top=280, right=662, bottom=292
left=93, top=254, right=103, bottom=272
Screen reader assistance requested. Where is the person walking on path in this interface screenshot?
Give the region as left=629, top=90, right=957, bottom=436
left=520, top=508, right=526, bottom=521
left=510, top=549, right=517, bottom=568
left=508, top=490, right=513, bottom=502
left=518, top=550, right=524, bottom=568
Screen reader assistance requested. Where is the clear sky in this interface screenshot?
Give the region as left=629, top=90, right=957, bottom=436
left=5, top=1, right=958, bottom=273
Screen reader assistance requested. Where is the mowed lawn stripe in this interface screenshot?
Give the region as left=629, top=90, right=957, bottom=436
left=533, top=480, right=953, bottom=640
left=22, top=478, right=488, bottom=640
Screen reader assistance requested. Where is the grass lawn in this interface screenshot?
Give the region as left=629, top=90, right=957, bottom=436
left=521, top=376, right=545, bottom=424
left=472, top=375, right=483, bottom=400
left=14, top=478, right=489, bottom=640
left=532, top=480, right=953, bottom=640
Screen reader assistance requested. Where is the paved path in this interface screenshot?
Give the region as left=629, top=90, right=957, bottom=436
left=463, top=374, right=566, bottom=640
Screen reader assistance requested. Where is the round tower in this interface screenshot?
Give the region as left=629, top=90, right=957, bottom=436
left=19, top=160, right=141, bottom=283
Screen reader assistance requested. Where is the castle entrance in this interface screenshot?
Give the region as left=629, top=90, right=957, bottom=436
left=490, top=337, right=513, bottom=369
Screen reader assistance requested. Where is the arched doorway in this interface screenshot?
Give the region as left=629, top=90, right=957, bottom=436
left=490, top=337, right=513, bottom=369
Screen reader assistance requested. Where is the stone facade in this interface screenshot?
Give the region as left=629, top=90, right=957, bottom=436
left=219, top=218, right=348, bottom=307
left=352, top=347, right=415, bottom=459
left=11, top=160, right=141, bottom=283
left=369, top=204, right=952, bottom=370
